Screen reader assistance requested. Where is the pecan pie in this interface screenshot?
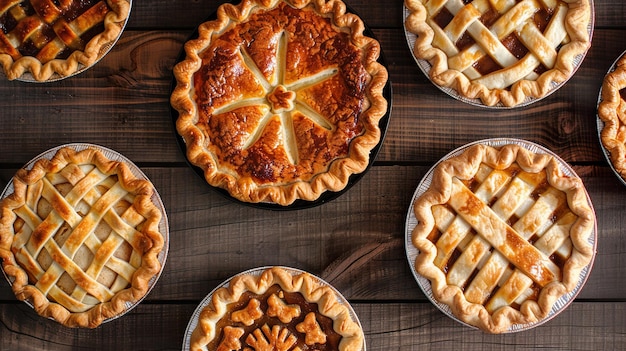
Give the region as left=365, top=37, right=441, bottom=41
left=404, top=0, right=592, bottom=107
left=171, top=0, right=388, bottom=206
left=0, top=0, right=131, bottom=81
left=189, top=267, right=364, bottom=351
left=598, top=52, right=626, bottom=183
left=409, top=142, right=596, bottom=333
left=0, top=146, right=165, bottom=328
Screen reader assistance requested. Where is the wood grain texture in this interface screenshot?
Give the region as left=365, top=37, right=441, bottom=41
left=0, top=0, right=625, bottom=349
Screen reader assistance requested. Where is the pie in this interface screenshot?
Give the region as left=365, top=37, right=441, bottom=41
left=189, top=266, right=364, bottom=351
left=404, top=0, right=592, bottom=107
left=171, top=0, right=388, bottom=206
left=0, top=146, right=165, bottom=328
left=410, top=142, right=596, bottom=333
left=598, top=52, right=626, bottom=182
left=0, top=0, right=130, bottom=81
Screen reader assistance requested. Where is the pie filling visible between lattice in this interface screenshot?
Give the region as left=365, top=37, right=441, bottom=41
left=411, top=143, right=595, bottom=333
left=404, top=0, right=592, bottom=107
left=0, top=147, right=164, bottom=328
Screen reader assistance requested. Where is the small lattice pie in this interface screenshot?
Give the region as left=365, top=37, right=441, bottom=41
left=598, top=53, right=626, bottom=182
left=0, top=147, right=164, bottom=328
left=0, top=0, right=130, bottom=81
left=404, top=0, right=592, bottom=107
left=190, top=267, right=363, bottom=351
left=410, top=143, right=595, bottom=333
left=171, top=0, right=388, bottom=206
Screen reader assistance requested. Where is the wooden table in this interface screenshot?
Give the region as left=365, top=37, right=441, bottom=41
left=1, top=1, right=625, bottom=350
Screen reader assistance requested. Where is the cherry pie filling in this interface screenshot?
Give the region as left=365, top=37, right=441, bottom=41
left=0, top=0, right=110, bottom=62
left=209, top=284, right=342, bottom=351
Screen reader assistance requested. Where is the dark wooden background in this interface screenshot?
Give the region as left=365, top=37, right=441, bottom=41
left=0, top=0, right=624, bottom=350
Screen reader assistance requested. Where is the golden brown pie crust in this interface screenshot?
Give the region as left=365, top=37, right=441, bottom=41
left=171, top=0, right=388, bottom=206
left=411, top=143, right=595, bottom=333
left=598, top=53, right=626, bottom=182
left=404, top=0, right=592, bottom=107
left=189, top=266, right=364, bottom=351
left=0, top=147, right=164, bottom=328
left=0, top=0, right=130, bottom=81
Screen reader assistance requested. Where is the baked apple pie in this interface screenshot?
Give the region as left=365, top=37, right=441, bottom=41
left=404, top=0, right=592, bottom=107
left=171, top=0, right=388, bottom=206
left=598, top=51, right=626, bottom=184
left=0, top=0, right=131, bottom=81
left=189, top=266, right=364, bottom=351
left=0, top=146, right=165, bottom=328
left=409, top=141, right=596, bottom=333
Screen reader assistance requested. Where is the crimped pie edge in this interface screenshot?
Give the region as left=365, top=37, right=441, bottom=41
left=0, top=0, right=131, bottom=82
left=410, top=142, right=596, bottom=333
left=0, top=146, right=165, bottom=328
left=403, top=0, right=592, bottom=107
left=188, top=266, right=364, bottom=351
left=170, top=0, right=389, bottom=206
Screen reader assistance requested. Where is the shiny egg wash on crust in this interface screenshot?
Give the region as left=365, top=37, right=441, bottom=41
left=172, top=0, right=388, bottom=205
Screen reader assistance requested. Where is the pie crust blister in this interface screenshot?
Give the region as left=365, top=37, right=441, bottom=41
left=171, top=0, right=389, bottom=207
left=405, top=139, right=596, bottom=333
left=597, top=50, right=626, bottom=186
left=403, top=0, right=593, bottom=108
left=0, top=144, right=168, bottom=328
left=183, top=266, right=365, bottom=351
left=0, top=0, right=131, bottom=82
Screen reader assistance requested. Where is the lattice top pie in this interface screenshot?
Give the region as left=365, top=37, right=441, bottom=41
left=404, top=0, right=592, bottom=107
left=0, top=0, right=130, bottom=81
left=171, top=0, right=388, bottom=206
left=189, top=267, right=364, bottom=351
left=410, top=143, right=595, bottom=333
left=598, top=52, right=626, bottom=183
left=0, top=146, right=164, bottom=328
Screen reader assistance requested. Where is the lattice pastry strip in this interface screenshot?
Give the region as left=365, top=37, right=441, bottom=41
left=0, top=147, right=164, bottom=328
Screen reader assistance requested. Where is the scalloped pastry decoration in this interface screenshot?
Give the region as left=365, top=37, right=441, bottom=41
left=0, top=0, right=130, bottom=81
left=404, top=0, right=592, bottom=107
left=171, top=0, right=388, bottom=206
left=410, top=143, right=595, bottom=333
left=189, top=267, right=364, bottom=351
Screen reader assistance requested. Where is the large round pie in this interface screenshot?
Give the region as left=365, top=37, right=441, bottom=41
left=404, top=0, right=592, bottom=107
left=409, top=142, right=596, bottom=333
left=171, top=0, right=388, bottom=206
left=598, top=51, right=626, bottom=184
left=0, top=146, right=165, bottom=328
left=0, top=0, right=130, bottom=81
left=189, top=266, right=364, bottom=351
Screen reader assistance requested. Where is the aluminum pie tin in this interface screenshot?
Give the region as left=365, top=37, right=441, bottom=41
left=596, top=49, right=626, bottom=187
left=405, top=138, right=597, bottom=332
left=403, top=1, right=594, bottom=109
left=2, top=0, right=132, bottom=83
left=182, top=266, right=365, bottom=351
left=0, top=143, right=169, bottom=325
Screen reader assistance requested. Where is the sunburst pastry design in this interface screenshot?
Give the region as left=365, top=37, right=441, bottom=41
left=171, top=0, right=388, bottom=205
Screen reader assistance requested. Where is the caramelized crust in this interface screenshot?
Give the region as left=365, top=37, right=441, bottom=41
left=0, top=147, right=164, bottom=328
left=404, top=0, right=591, bottom=107
left=171, top=0, right=388, bottom=205
left=598, top=53, right=626, bottom=182
left=0, top=0, right=130, bottom=81
left=411, top=143, right=595, bottom=333
left=190, top=267, right=363, bottom=351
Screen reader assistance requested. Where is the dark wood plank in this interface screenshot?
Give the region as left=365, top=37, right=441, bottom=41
left=1, top=302, right=624, bottom=350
